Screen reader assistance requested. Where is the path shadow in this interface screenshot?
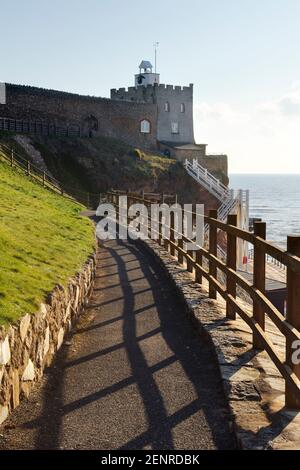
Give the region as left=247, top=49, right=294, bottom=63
left=18, top=237, right=236, bottom=449
left=114, top=238, right=235, bottom=450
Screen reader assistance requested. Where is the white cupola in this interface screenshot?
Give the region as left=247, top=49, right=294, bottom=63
left=135, top=60, right=160, bottom=87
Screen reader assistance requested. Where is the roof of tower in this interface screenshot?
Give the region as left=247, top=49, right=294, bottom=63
left=139, top=60, right=153, bottom=70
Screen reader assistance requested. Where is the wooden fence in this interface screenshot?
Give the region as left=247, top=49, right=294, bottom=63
left=0, top=143, right=99, bottom=207
left=107, top=190, right=300, bottom=409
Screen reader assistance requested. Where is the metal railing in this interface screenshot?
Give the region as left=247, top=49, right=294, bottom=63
left=185, top=158, right=230, bottom=201
left=108, top=190, right=300, bottom=409
left=0, top=116, right=81, bottom=138
left=248, top=247, right=287, bottom=271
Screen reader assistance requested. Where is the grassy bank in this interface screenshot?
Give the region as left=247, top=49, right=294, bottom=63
left=0, top=158, right=95, bottom=326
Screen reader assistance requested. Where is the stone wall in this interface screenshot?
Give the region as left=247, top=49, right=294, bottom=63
left=111, top=83, right=195, bottom=145
left=156, top=141, right=228, bottom=184
left=0, top=84, right=158, bottom=150
left=157, top=142, right=207, bottom=161
left=200, top=155, right=228, bottom=185
left=0, top=250, right=97, bottom=426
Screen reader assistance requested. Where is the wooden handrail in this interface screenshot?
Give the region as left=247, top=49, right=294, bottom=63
left=106, top=190, right=300, bottom=408
left=0, top=143, right=101, bottom=208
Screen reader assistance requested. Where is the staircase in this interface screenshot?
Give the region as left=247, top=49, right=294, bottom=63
left=184, top=158, right=240, bottom=222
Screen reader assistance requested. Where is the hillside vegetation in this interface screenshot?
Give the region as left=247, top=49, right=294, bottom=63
left=0, top=158, right=95, bottom=326
left=0, top=133, right=220, bottom=208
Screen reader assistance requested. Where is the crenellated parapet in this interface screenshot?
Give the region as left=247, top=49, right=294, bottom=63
left=111, top=83, right=193, bottom=103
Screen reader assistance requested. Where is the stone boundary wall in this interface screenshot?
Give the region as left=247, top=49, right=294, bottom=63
left=0, top=250, right=97, bottom=426
left=0, top=84, right=157, bottom=150
left=139, top=238, right=300, bottom=450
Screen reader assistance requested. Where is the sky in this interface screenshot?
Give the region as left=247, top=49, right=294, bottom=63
left=1, top=0, right=300, bottom=173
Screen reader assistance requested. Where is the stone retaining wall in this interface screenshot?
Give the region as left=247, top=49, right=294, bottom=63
left=0, top=250, right=97, bottom=426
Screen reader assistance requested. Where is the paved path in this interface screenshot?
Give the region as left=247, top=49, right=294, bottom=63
left=0, top=239, right=235, bottom=450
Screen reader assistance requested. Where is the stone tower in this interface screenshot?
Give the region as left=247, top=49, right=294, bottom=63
left=111, top=60, right=195, bottom=147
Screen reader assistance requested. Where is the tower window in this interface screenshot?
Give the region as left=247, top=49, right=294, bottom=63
left=180, top=103, right=185, bottom=113
left=171, top=122, right=179, bottom=134
left=164, top=102, right=170, bottom=112
left=140, top=119, right=151, bottom=134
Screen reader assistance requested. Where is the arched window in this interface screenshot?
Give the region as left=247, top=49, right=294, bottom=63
left=140, top=119, right=151, bottom=134
left=180, top=103, right=185, bottom=113
left=164, top=102, right=170, bottom=112
left=171, top=122, right=179, bottom=134
left=82, top=115, right=99, bottom=137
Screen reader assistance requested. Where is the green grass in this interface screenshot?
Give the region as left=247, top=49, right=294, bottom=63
left=0, top=158, right=95, bottom=327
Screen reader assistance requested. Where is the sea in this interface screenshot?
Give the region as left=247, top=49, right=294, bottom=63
left=230, top=174, right=300, bottom=250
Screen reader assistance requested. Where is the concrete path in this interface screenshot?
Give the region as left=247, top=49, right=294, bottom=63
left=0, top=239, right=235, bottom=450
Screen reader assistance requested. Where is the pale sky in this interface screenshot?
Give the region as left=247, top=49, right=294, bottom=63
left=1, top=0, right=300, bottom=173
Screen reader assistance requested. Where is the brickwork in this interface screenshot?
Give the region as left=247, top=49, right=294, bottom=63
left=0, top=84, right=157, bottom=150
left=111, top=83, right=195, bottom=144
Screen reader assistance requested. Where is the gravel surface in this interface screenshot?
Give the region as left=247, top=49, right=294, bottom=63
left=0, top=239, right=235, bottom=450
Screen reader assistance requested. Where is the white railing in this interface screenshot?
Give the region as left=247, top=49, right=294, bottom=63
left=184, top=158, right=240, bottom=222
left=185, top=158, right=230, bottom=202
left=248, top=248, right=287, bottom=271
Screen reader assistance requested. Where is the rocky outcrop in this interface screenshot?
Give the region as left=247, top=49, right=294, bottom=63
left=0, top=251, right=97, bottom=426
left=13, top=135, right=50, bottom=174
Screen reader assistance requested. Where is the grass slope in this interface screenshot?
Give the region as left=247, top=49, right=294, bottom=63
left=0, top=158, right=95, bottom=326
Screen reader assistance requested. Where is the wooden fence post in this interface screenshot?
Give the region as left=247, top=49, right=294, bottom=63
left=187, top=205, right=195, bottom=273
left=127, top=195, right=131, bottom=227
left=195, top=250, right=202, bottom=284
left=158, top=211, right=162, bottom=245
left=42, top=172, right=46, bottom=187
left=164, top=213, right=169, bottom=251
left=187, top=248, right=194, bottom=273
left=286, top=235, right=300, bottom=409
left=27, top=160, right=31, bottom=176
left=118, top=194, right=121, bottom=222
left=170, top=211, right=175, bottom=256
left=226, top=214, right=237, bottom=319
left=253, top=221, right=266, bottom=349
left=146, top=201, right=151, bottom=238
left=178, top=237, right=184, bottom=264
left=209, top=209, right=218, bottom=299
left=11, top=149, right=14, bottom=167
